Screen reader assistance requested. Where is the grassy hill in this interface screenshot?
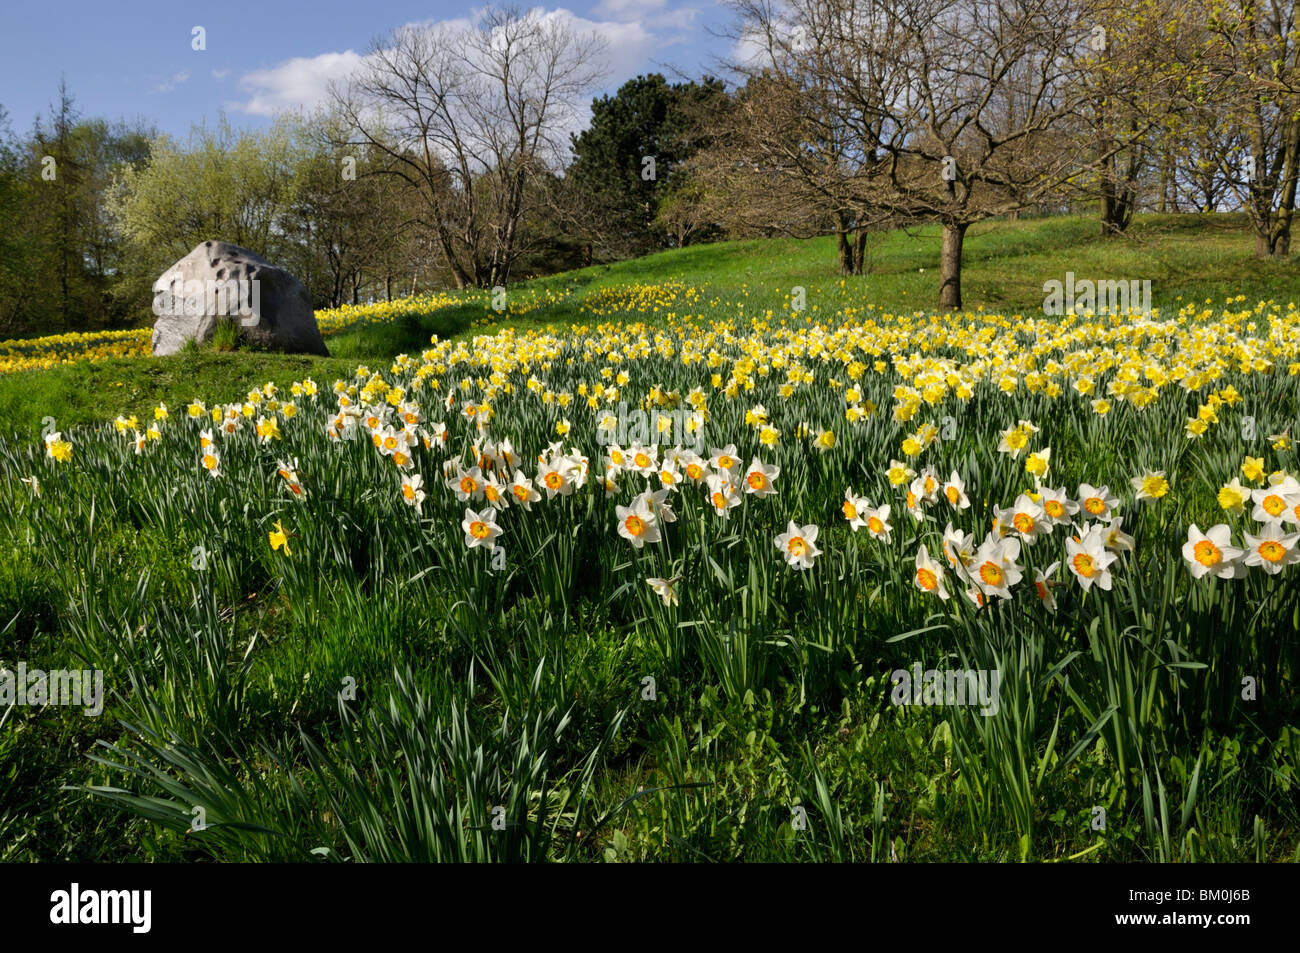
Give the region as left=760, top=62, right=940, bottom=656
left=5, top=210, right=1299, bottom=863
left=2, top=212, right=1296, bottom=441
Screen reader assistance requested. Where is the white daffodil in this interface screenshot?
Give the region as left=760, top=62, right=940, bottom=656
left=942, top=471, right=971, bottom=510
left=970, top=536, right=1023, bottom=600
left=1182, top=523, right=1245, bottom=580
left=1242, top=521, right=1300, bottom=575
left=401, top=474, right=427, bottom=514
left=646, top=576, right=679, bottom=606
left=1066, top=524, right=1119, bottom=591
left=615, top=495, right=661, bottom=548
left=743, top=458, right=780, bottom=498
left=913, top=545, right=949, bottom=600
left=842, top=488, right=871, bottom=531
left=774, top=520, right=821, bottom=570
left=461, top=507, right=503, bottom=549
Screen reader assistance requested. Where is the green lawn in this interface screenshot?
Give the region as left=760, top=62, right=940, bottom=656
left=2, top=213, right=1297, bottom=442
left=3, top=210, right=1299, bottom=862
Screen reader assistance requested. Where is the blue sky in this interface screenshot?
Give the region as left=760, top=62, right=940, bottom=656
left=0, top=0, right=735, bottom=138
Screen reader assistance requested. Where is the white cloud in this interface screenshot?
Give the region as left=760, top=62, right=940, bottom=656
left=234, top=50, right=365, bottom=117
left=152, top=70, right=191, bottom=94
left=594, top=0, right=667, bottom=21
left=647, top=6, right=699, bottom=32
left=230, top=6, right=690, bottom=120
left=211, top=69, right=231, bottom=80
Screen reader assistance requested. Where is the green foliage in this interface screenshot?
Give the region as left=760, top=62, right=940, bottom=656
left=0, top=85, right=155, bottom=335
left=566, top=74, right=728, bottom=258
left=2, top=217, right=1299, bottom=862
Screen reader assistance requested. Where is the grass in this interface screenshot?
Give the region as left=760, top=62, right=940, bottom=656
left=3, top=210, right=1299, bottom=863
left=3, top=212, right=1298, bottom=440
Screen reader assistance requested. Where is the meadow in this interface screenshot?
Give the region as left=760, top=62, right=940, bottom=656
left=2, top=214, right=1298, bottom=862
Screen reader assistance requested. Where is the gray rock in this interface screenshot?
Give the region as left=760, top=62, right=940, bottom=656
left=151, top=242, right=329, bottom=357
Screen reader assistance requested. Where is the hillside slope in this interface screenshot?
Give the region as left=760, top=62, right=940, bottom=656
left=1, top=212, right=1295, bottom=440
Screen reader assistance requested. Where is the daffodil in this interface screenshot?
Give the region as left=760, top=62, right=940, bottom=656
left=399, top=473, right=426, bottom=513
left=509, top=471, right=542, bottom=510
left=886, top=459, right=915, bottom=486
left=256, top=416, right=281, bottom=443
left=461, top=507, right=503, bottom=549
left=679, top=451, right=709, bottom=484
left=916, top=467, right=941, bottom=503
left=864, top=504, right=893, bottom=542
left=447, top=465, right=485, bottom=502
left=1077, top=483, right=1119, bottom=520
left=268, top=520, right=292, bottom=555
left=1241, top=457, right=1266, bottom=483
left=615, top=495, right=661, bottom=548
left=707, top=444, right=740, bottom=474
left=1025, top=448, right=1051, bottom=478
left=913, top=545, right=949, bottom=600
left=643, top=487, right=678, bottom=524
left=942, top=472, right=970, bottom=510
left=970, top=536, right=1023, bottom=601
left=1065, top=525, right=1117, bottom=592
left=997, top=420, right=1037, bottom=459
left=743, top=458, right=780, bottom=497
left=941, top=523, right=975, bottom=577
left=628, top=443, right=659, bottom=475
left=645, top=576, right=679, bottom=606
left=43, top=431, right=72, bottom=463
left=1131, top=470, right=1170, bottom=502
left=1251, top=478, right=1300, bottom=523
left=1007, top=494, right=1048, bottom=545
left=904, top=481, right=926, bottom=522
left=1242, top=522, right=1300, bottom=574
left=706, top=473, right=743, bottom=517
left=1182, top=524, right=1244, bottom=580
left=1037, top=485, right=1078, bottom=524
left=482, top=475, right=508, bottom=510
left=842, top=489, right=870, bottom=530
left=1100, top=517, right=1134, bottom=553
left=774, top=520, right=821, bottom=570
left=1033, top=562, right=1061, bottom=612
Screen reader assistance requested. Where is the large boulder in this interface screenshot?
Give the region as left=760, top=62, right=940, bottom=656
left=151, top=242, right=329, bottom=357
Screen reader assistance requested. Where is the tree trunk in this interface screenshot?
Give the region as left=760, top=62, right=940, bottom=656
left=854, top=230, right=868, bottom=275
left=836, top=220, right=853, bottom=275
left=938, top=222, right=967, bottom=310
left=1269, top=118, right=1300, bottom=259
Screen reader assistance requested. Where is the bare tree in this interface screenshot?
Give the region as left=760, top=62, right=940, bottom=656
left=1201, top=0, right=1300, bottom=258
left=711, top=0, right=1150, bottom=308
left=333, top=6, right=607, bottom=288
